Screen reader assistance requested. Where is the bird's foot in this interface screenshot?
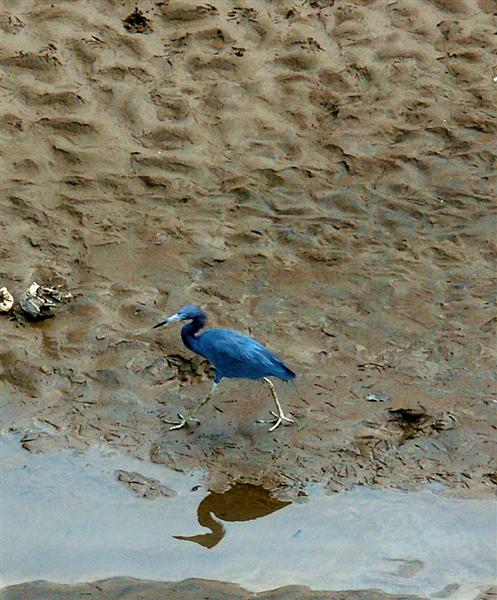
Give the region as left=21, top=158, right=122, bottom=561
left=162, top=412, right=200, bottom=431
left=257, top=410, right=295, bottom=432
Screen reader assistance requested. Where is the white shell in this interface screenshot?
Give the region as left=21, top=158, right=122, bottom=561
left=0, top=286, right=14, bottom=313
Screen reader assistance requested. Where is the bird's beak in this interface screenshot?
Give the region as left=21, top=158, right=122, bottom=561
left=153, top=313, right=182, bottom=329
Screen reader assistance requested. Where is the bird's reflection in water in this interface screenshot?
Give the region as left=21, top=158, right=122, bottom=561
left=174, top=483, right=291, bottom=549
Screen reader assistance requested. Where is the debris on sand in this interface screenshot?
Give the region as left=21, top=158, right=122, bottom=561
left=388, top=407, right=431, bottom=441
left=123, top=7, right=152, bottom=34
left=364, top=392, right=391, bottom=402
left=19, top=282, right=72, bottom=319
left=0, top=286, right=14, bottom=313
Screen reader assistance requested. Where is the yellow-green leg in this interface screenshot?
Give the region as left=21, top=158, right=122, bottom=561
left=259, top=377, right=295, bottom=432
left=164, top=382, right=218, bottom=431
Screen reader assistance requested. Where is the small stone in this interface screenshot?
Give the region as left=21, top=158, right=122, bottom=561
left=365, top=392, right=391, bottom=402
left=114, top=469, right=176, bottom=499
left=432, top=412, right=457, bottom=431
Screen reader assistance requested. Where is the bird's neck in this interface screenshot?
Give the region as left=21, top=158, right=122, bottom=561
left=181, top=317, right=204, bottom=353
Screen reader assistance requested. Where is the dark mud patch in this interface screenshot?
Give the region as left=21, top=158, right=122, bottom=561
left=123, top=7, right=152, bottom=34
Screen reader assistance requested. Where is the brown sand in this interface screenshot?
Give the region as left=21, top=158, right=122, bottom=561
left=4, top=578, right=436, bottom=600
left=5, top=578, right=497, bottom=600
left=1, top=0, right=496, bottom=508
left=3, top=577, right=432, bottom=600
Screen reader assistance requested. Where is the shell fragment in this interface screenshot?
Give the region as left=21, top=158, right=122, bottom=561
left=0, top=287, right=14, bottom=313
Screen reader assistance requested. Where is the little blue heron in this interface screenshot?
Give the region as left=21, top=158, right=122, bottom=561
left=153, top=304, right=296, bottom=432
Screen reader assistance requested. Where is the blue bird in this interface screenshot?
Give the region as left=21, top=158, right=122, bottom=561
left=153, top=304, right=296, bottom=432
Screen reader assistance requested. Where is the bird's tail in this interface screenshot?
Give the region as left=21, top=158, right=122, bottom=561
left=277, top=361, right=296, bottom=381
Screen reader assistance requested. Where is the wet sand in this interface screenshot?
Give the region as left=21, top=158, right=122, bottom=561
left=3, top=579, right=433, bottom=600
left=1, top=0, right=496, bottom=596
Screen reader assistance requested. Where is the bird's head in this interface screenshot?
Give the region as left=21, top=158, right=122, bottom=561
left=153, top=304, right=207, bottom=328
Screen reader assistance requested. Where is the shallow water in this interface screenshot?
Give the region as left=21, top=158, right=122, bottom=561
left=1, top=433, right=496, bottom=598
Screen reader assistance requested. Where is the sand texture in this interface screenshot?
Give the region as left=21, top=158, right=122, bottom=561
left=1, top=0, right=496, bottom=500
left=3, top=578, right=433, bottom=600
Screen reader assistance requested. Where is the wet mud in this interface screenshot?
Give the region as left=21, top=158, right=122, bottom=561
left=3, top=579, right=432, bottom=600
left=0, top=0, right=496, bottom=595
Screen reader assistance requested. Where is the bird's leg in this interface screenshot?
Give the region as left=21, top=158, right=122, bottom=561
left=258, top=377, right=295, bottom=432
left=163, top=382, right=219, bottom=431
left=189, top=382, right=218, bottom=418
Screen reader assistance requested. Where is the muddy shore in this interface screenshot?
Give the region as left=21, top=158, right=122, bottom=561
left=4, top=579, right=497, bottom=600
left=1, top=0, right=496, bottom=596
left=3, top=578, right=431, bottom=600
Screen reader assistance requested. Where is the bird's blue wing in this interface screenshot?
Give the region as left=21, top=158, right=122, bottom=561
left=197, top=328, right=295, bottom=381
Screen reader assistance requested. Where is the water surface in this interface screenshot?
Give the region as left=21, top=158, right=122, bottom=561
left=1, top=434, right=495, bottom=598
